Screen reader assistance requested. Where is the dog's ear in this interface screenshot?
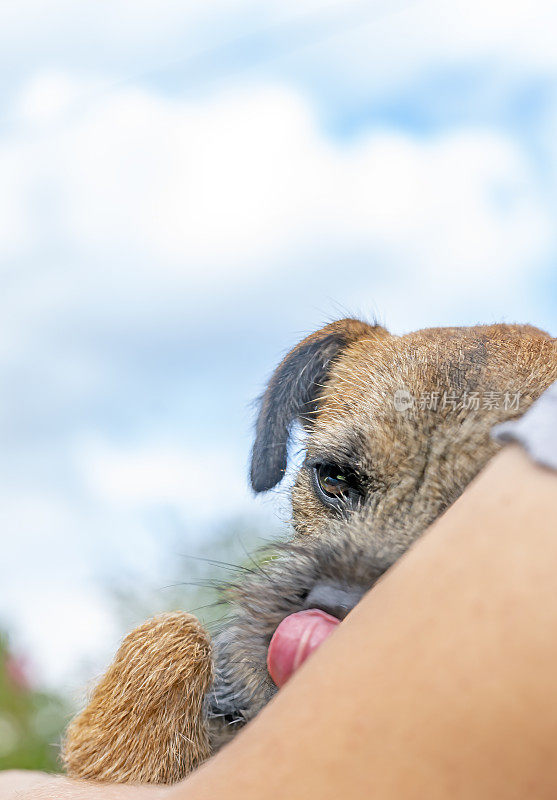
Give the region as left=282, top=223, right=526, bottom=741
left=250, top=318, right=387, bottom=492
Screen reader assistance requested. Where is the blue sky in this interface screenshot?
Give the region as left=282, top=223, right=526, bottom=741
left=1, top=0, right=557, bottom=688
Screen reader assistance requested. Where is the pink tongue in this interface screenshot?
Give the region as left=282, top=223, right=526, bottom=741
left=267, top=609, right=340, bottom=687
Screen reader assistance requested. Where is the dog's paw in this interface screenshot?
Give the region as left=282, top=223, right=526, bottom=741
left=63, top=611, right=213, bottom=784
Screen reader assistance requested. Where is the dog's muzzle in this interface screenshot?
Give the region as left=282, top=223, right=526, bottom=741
left=303, top=581, right=367, bottom=620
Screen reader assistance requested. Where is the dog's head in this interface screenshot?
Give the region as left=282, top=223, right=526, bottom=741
left=209, top=320, right=557, bottom=744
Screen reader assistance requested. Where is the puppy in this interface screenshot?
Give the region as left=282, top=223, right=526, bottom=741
left=64, top=320, right=557, bottom=783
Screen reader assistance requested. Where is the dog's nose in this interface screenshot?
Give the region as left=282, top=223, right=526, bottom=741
left=304, top=582, right=366, bottom=620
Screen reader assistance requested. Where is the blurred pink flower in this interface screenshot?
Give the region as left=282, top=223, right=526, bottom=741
left=5, top=652, right=32, bottom=691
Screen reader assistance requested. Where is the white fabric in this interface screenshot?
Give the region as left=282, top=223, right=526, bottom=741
left=492, top=381, right=557, bottom=472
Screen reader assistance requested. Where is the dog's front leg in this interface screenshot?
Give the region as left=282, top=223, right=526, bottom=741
left=63, top=612, right=213, bottom=784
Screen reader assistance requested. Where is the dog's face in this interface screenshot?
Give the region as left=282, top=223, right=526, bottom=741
left=209, top=320, right=557, bottom=747
left=290, top=322, right=555, bottom=542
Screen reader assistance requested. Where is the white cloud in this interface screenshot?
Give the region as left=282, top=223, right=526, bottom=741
left=1, top=73, right=552, bottom=315
left=3, top=1, right=557, bottom=106
left=4, top=586, right=119, bottom=692
left=397, top=0, right=557, bottom=71
left=78, top=437, right=252, bottom=518
left=13, top=72, right=86, bottom=127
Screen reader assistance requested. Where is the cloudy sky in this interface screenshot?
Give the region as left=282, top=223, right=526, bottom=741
left=1, top=0, right=557, bottom=690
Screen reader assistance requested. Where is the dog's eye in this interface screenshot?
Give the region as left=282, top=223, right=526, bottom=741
left=315, top=464, right=349, bottom=498
left=310, top=462, right=365, bottom=511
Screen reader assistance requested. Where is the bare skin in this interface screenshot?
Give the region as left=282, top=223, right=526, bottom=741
left=3, top=444, right=557, bottom=799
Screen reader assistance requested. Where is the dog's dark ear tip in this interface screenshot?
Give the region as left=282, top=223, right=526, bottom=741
left=249, top=454, right=285, bottom=493
left=250, top=476, right=274, bottom=494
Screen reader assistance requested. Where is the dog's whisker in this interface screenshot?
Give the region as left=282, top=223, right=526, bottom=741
left=179, top=553, right=258, bottom=575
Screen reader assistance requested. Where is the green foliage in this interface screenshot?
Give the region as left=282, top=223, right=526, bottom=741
left=0, top=632, right=69, bottom=772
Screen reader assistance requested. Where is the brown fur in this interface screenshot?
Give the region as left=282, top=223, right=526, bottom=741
left=63, top=613, right=212, bottom=783
left=291, top=323, right=556, bottom=538
left=63, top=321, right=557, bottom=784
